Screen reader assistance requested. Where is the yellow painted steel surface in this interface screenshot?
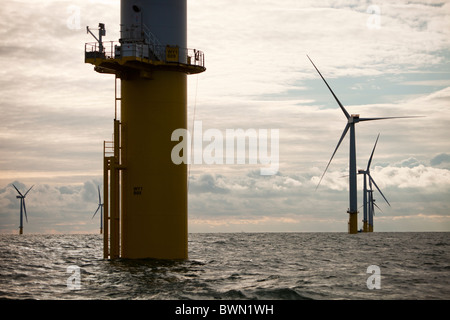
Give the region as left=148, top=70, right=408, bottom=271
left=120, top=70, right=188, bottom=259
left=348, top=212, right=358, bottom=234
left=363, top=221, right=368, bottom=233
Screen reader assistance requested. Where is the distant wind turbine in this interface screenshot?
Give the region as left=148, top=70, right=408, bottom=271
left=367, top=183, right=385, bottom=232
left=92, top=186, right=104, bottom=234
left=358, top=134, right=390, bottom=232
left=307, top=55, right=420, bottom=233
left=12, top=184, right=34, bottom=235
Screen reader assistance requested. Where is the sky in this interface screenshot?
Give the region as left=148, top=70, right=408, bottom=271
left=1, top=0, right=450, bottom=234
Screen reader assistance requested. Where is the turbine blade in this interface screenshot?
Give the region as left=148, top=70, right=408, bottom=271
left=98, top=185, right=101, bottom=204
left=359, top=116, right=424, bottom=122
left=24, top=185, right=34, bottom=197
left=306, top=55, right=350, bottom=119
left=23, top=200, right=28, bottom=223
left=92, top=206, right=100, bottom=219
left=373, top=202, right=383, bottom=213
left=367, top=134, right=380, bottom=171
left=316, top=123, right=350, bottom=190
left=12, top=184, right=23, bottom=197
left=369, top=175, right=390, bottom=207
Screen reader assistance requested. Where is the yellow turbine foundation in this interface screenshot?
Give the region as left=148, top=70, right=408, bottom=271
left=348, top=212, right=358, bottom=234
left=363, top=221, right=368, bottom=233
left=120, top=71, right=188, bottom=259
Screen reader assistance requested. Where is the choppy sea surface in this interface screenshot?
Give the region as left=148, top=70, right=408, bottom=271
left=0, top=232, right=449, bottom=300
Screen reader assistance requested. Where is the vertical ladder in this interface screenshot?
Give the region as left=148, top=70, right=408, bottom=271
left=103, top=75, right=125, bottom=259
left=103, top=120, right=122, bottom=259
left=115, top=74, right=121, bottom=120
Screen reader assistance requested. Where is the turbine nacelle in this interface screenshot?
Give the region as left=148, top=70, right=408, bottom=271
left=349, top=114, right=360, bottom=124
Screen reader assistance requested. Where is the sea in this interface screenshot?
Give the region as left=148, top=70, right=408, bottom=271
left=0, top=232, right=449, bottom=314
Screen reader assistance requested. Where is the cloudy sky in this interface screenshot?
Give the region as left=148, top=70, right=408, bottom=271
left=1, top=0, right=449, bottom=234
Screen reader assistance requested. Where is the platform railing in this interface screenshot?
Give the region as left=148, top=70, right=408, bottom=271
left=85, top=41, right=205, bottom=69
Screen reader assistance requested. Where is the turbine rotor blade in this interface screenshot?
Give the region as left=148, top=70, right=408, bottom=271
left=369, top=175, right=390, bottom=207
left=13, top=184, right=23, bottom=197
left=373, top=202, right=383, bottom=214
left=23, top=200, right=28, bottom=223
left=367, top=133, right=380, bottom=171
left=307, top=55, right=350, bottom=119
left=24, top=185, right=34, bottom=197
left=316, top=123, right=350, bottom=190
left=98, top=186, right=101, bottom=204
left=92, top=206, right=100, bottom=219
left=359, top=116, right=424, bottom=122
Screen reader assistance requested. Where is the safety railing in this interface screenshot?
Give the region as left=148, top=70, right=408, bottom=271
left=85, top=41, right=205, bottom=69
left=103, top=140, right=114, bottom=158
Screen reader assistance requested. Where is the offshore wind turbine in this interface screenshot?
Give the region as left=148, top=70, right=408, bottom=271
left=92, top=186, right=104, bottom=234
left=358, top=134, right=390, bottom=232
left=308, top=55, right=417, bottom=233
left=367, top=166, right=390, bottom=232
left=12, top=184, right=34, bottom=234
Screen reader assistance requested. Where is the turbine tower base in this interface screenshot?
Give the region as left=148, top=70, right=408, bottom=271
left=348, top=211, right=358, bottom=234
left=363, top=221, right=368, bottom=232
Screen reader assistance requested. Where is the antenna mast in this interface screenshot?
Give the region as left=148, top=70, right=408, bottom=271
left=87, top=23, right=106, bottom=54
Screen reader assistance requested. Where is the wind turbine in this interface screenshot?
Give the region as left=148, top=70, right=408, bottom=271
left=92, top=185, right=104, bottom=234
left=358, top=134, right=390, bottom=232
left=308, top=55, right=418, bottom=233
left=12, top=184, right=34, bottom=235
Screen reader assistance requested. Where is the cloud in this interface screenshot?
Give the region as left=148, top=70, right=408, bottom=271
left=430, top=153, right=450, bottom=169
left=373, top=165, right=450, bottom=189
left=189, top=174, right=230, bottom=194
left=0, top=0, right=449, bottom=233
left=393, top=157, right=424, bottom=168
left=190, top=0, right=450, bottom=102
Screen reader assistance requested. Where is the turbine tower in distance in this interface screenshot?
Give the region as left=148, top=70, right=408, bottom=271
left=308, top=55, right=419, bottom=234
left=12, top=184, right=34, bottom=235
left=92, top=185, right=104, bottom=234
left=358, top=134, right=390, bottom=232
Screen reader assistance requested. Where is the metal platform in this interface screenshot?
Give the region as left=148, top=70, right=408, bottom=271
left=85, top=41, right=206, bottom=76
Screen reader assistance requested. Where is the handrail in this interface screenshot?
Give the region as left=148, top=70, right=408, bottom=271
left=103, top=140, right=114, bottom=158
left=85, top=41, right=205, bottom=69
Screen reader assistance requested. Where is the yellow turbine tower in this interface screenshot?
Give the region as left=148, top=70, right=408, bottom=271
left=85, top=0, right=205, bottom=259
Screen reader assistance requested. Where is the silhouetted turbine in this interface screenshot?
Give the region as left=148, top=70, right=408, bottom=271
left=13, top=184, right=34, bottom=235
left=358, top=134, right=390, bottom=232
left=92, top=185, right=104, bottom=234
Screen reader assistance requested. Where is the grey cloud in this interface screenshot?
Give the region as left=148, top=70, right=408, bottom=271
left=430, top=153, right=450, bottom=169
left=189, top=174, right=230, bottom=194
left=394, top=157, right=425, bottom=168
